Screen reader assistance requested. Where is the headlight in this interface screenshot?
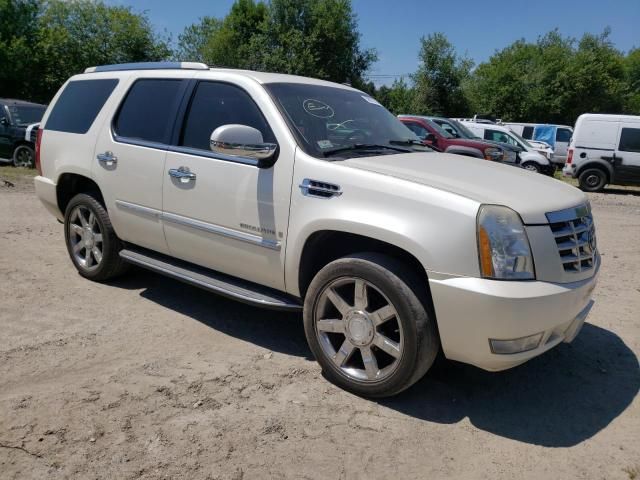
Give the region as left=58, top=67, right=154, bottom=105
left=484, top=147, right=503, bottom=161
left=477, top=205, right=535, bottom=280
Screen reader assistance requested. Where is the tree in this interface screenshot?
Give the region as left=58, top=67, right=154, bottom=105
left=412, top=33, right=473, bottom=116
left=624, top=48, right=640, bottom=113
left=375, top=78, right=414, bottom=114
left=0, top=0, right=40, bottom=100
left=32, top=0, right=171, bottom=102
left=465, top=29, right=628, bottom=124
left=178, top=0, right=376, bottom=85
left=175, top=16, right=221, bottom=62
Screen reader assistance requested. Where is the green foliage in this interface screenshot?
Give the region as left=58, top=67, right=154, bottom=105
left=623, top=48, right=640, bottom=113
left=0, top=0, right=171, bottom=103
left=375, top=78, right=414, bottom=114
left=411, top=33, right=473, bottom=116
left=175, top=16, right=221, bottom=62
left=180, top=0, right=376, bottom=84
left=466, top=29, right=630, bottom=124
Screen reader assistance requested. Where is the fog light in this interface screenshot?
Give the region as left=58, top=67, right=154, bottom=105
left=489, top=333, right=543, bottom=354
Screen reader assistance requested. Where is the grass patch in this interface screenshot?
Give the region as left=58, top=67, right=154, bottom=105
left=0, top=165, right=36, bottom=182
left=554, top=169, right=578, bottom=187
left=624, top=466, right=639, bottom=480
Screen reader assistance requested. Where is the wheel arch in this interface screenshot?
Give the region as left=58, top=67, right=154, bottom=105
left=56, top=173, right=104, bottom=215
left=575, top=160, right=613, bottom=183
left=295, top=229, right=432, bottom=302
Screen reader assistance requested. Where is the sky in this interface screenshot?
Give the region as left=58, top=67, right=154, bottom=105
left=110, top=0, right=639, bottom=85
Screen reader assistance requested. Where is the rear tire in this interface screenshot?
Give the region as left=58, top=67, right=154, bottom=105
left=303, top=253, right=439, bottom=398
left=578, top=168, right=607, bottom=192
left=13, top=145, right=34, bottom=168
left=64, top=193, right=129, bottom=281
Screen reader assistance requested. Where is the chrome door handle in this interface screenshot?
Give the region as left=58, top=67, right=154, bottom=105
left=168, top=166, right=196, bottom=183
left=96, top=151, right=117, bottom=166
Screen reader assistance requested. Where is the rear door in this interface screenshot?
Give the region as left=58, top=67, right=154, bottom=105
left=93, top=75, right=191, bottom=254
left=554, top=127, right=573, bottom=162
left=614, top=125, right=640, bottom=184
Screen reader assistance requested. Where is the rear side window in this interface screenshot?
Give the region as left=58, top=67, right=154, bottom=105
left=619, top=128, right=640, bottom=153
left=522, top=126, right=534, bottom=139
left=556, top=128, right=572, bottom=142
left=45, top=79, right=118, bottom=134
left=180, top=81, right=275, bottom=151
left=114, top=79, right=185, bottom=144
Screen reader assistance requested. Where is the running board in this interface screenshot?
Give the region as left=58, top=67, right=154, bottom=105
left=119, top=247, right=302, bottom=312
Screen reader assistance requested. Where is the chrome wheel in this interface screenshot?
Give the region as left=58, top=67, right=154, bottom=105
left=68, top=205, right=103, bottom=271
left=314, top=277, right=403, bottom=382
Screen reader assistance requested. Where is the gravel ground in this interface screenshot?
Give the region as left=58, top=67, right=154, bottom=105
left=1, top=173, right=639, bottom=480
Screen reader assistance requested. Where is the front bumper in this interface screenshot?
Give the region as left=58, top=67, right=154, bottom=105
left=429, top=265, right=598, bottom=371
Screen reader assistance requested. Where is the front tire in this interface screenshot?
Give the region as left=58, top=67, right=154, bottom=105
left=303, top=253, right=439, bottom=398
left=521, top=161, right=540, bottom=173
left=578, top=168, right=607, bottom=192
left=13, top=145, right=34, bottom=168
left=64, top=193, right=129, bottom=281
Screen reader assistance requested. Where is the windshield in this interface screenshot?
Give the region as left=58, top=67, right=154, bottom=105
left=508, top=130, right=533, bottom=149
left=8, top=105, right=46, bottom=126
left=265, top=83, right=428, bottom=159
left=451, top=120, right=478, bottom=139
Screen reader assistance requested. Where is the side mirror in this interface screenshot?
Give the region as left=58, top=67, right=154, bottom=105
left=210, top=124, right=278, bottom=168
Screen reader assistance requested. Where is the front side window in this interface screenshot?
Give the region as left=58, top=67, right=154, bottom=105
left=46, top=79, right=118, bottom=134
left=265, top=82, right=425, bottom=159
left=619, top=128, right=640, bottom=153
left=180, top=81, right=275, bottom=151
left=114, top=79, right=184, bottom=144
left=485, top=129, right=512, bottom=145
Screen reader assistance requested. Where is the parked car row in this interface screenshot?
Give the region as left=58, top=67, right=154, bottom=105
left=0, top=98, right=46, bottom=167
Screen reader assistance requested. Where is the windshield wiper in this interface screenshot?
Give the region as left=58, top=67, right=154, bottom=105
left=389, top=138, right=424, bottom=146
left=323, top=143, right=410, bottom=158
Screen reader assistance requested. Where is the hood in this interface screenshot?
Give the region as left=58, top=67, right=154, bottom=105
left=341, top=152, right=585, bottom=224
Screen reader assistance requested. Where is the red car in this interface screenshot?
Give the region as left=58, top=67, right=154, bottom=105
left=399, top=115, right=504, bottom=161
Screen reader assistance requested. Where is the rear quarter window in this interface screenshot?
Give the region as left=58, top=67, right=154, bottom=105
left=45, top=79, right=118, bottom=134
left=619, top=128, right=640, bottom=153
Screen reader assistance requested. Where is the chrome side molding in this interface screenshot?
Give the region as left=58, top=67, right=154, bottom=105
left=299, top=179, right=342, bottom=199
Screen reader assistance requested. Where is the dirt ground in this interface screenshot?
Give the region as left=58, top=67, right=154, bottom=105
left=1, top=171, right=639, bottom=480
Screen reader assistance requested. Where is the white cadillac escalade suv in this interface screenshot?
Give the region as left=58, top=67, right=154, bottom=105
left=34, top=62, right=599, bottom=397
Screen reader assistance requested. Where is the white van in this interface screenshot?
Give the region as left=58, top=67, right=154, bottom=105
left=506, top=123, right=573, bottom=165
left=461, top=121, right=554, bottom=175
left=563, top=114, right=640, bottom=191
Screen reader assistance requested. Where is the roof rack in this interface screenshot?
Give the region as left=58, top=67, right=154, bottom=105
left=84, top=62, right=209, bottom=73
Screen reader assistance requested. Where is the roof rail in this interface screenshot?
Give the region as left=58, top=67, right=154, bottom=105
left=84, top=62, right=209, bottom=73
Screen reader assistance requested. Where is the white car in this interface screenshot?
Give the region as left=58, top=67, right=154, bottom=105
left=563, top=113, right=640, bottom=191
left=34, top=62, right=598, bottom=397
left=506, top=123, right=573, bottom=165
left=461, top=121, right=555, bottom=175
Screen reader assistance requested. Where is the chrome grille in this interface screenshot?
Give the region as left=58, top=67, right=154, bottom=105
left=546, top=205, right=597, bottom=274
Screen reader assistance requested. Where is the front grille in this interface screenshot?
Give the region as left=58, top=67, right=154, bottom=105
left=547, top=205, right=597, bottom=273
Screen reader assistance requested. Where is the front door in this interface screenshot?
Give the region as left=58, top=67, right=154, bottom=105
left=93, top=77, right=190, bottom=254
left=162, top=80, right=294, bottom=290
left=614, top=125, right=640, bottom=185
